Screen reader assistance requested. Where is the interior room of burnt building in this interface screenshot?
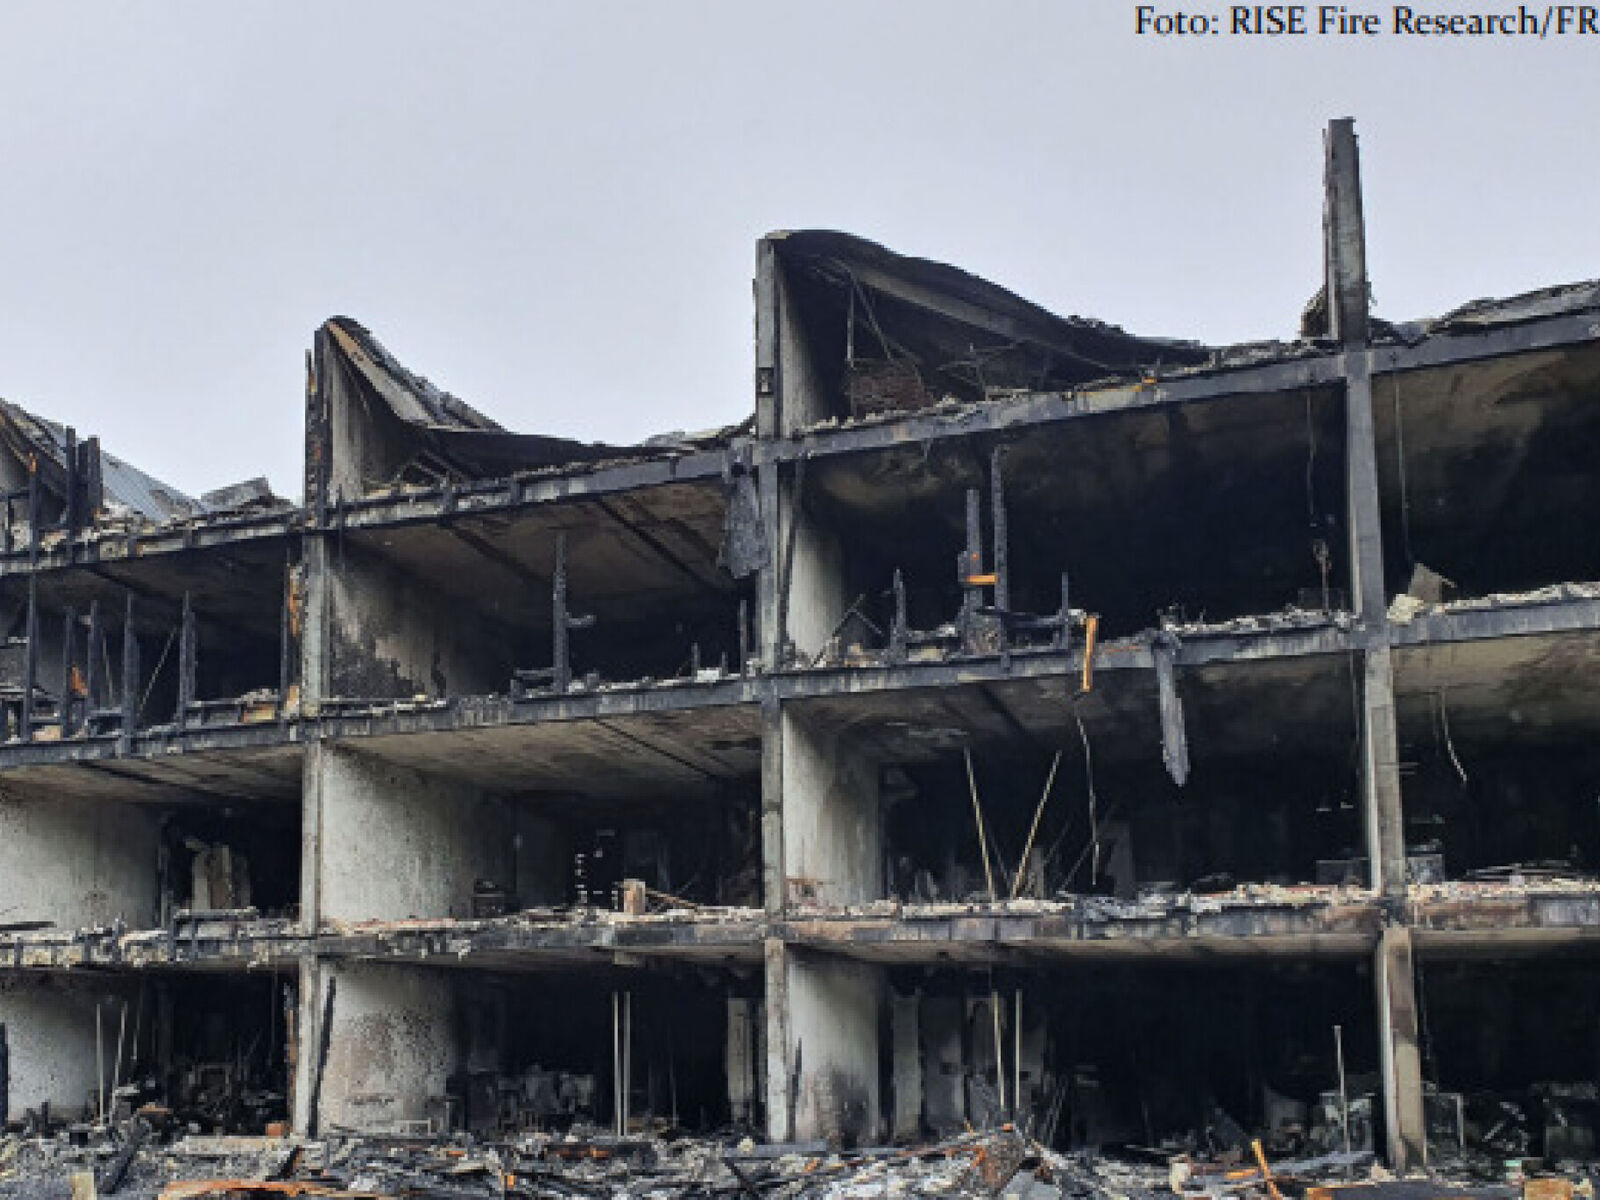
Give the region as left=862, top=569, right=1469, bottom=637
left=0, top=970, right=294, bottom=1136
left=791, top=387, right=1352, bottom=658
left=157, top=800, right=302, bottom=921
left=1395, top=634, right=1600, bottom=884
left=312, top=963, right=760, bottom=1137
left=1414, top=951, right=1600, bottom=1163
left=485, top=788, right=762, bottom=913
left=792, top=653, right=1368, bottom=906
left=1376, top=343, right=1600, bottom=605
left=322, top=491, right=754, bottom=705
left=314, top=720, right=763, bottom=922
left=0, top=544, right=297, bottom=741
left=878, top=959, right=1380, bottom=1155
left=446, top=967, right=762, bottom=1136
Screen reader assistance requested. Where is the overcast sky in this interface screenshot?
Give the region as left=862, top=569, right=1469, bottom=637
left=0, top=2, right=1595, bottom=499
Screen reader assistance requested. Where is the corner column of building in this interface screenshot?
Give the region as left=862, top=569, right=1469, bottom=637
left=1326, top=116, right=1426, bottom=1170
left=755, top=244, right=885, bottom=1142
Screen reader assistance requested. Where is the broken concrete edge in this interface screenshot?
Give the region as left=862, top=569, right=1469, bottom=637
left=7, top=885, right=1600, bottom=973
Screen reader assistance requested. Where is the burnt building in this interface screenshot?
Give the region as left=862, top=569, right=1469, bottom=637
left=2, top=120, right=1599, bottom=1170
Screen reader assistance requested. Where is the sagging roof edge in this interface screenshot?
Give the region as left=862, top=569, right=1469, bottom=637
left=6, top=236, right=1600, bottom=544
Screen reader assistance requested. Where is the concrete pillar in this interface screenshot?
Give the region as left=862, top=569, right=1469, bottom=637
left=0, top=791, right=160, bottom=929
left=781, top=491, right=848, bottom=665
left=1361, top=645, right=1407, bottom=896
left=312, top=744, right=512, bottom=924
left=1376, top=927, right=1427, bottom=1171
left=0, top=975, right=132, bottom=1118
left=312, top=961, right=457, bottom=1135
left=890, top=992, right=922, bottom=1139
left=785, top=949, right=883, bottom=1146
left=781, top=711, right=882, bottom=908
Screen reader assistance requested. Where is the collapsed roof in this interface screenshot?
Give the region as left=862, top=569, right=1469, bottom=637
left=318, top=318, right=740, bottom=490
left=767, top=229, right=1214, bottom=413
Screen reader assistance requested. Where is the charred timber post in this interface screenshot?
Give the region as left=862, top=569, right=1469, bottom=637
left=278, top=557, right=293, bottom=720
left=20, top=576, right=37, bottom=742
left=889, top=569, right=908, bottom=664
left=63, top=427, right=78, bottom=564
left=175, top=591, right=197, bottom=730
left=84, top=599, right=102, bottom=726
left=551, top=532, right=594, bottom=695
left=58, top=608, right=76, bottom=737
left=120, top=594, right=138, bottom=750
left=960, top=487, right=983, bottom=645
left=990, top=446, right=1010, bottom=615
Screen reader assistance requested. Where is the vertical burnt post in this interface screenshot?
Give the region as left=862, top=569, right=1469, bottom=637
left=81, top=436, right=103, bottom=519
left=737, top=597, right=749, bottom=676
left=20, top=576, right=37, bottom=742
left=174, top=591, right=197, bottom=730
left=84, top=598, right=103, bottom=728
left=26, top=460, right=40, bottom=564
left=121, top=594, right=139, bottom=749
left=990, top=445, right=1010, bottom=615
left=62, top=427, right=79, bottom=562
left=549, top=532, right=594, bottom=695
left=958, top=487, right=983, bottom=643
left=58, top=608, right=77, bottom=736
left=278, top=556, right=294, bottom=720
left=1055, top=572, right=1072, bottom=650
left=552, top=532, right=572, bottom=694
left=888, top=569, right=908, bottom=664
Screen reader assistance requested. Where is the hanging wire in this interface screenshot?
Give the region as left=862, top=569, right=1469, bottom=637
left=1073, top=707, right=1101, bottom=885
left=1434, top=689, right=1469, bottom=785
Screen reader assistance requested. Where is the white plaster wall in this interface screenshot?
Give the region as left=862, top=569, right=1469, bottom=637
left=0, top=791, right=160, bottom=928
left=781, top=713, right=882, bottom=907
left=787, top=954, right=882, bottom=1144
left=316, top=746, right=511, bottom=923
left=0, top=975, right=131, bottom=1117
left=317, top=961, right=457, bottom=1133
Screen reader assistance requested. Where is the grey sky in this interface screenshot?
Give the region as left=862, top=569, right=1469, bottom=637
left=1, top=2, right=1595, bottom=499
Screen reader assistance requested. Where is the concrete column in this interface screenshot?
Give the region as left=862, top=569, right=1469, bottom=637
left=784, top=948, right=883, bottom=1146
left=312, top=744, right=512, bottom=924
left=780, top=710, right=882, bottom=908
left=1361, top=645, right=1407, bottom=896
left=1376, top=926, right=1427, bottom=1171
left=312, top=961, right=457, bottom=1135
left=0, top=975, right=133, bottom=1118
left=1326, top=116, right=1422, bottom=1170
left=0, top=791, right=160, bottom=929
left=890, top=992, right=922, bottom=1139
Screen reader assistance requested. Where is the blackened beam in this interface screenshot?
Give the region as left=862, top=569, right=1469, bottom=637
left=973, top=683, right=1041, bottom=755
left=0, top=516, right=299, bottom=575
left=592, top=715, right=731, bottom=783
left=445, top=522, right=548, bottom=589
left=592, top=495, right=719, bottom=591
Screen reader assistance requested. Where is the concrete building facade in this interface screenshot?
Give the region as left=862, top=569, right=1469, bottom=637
left=3, top=121, right=1600, bottom=1170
